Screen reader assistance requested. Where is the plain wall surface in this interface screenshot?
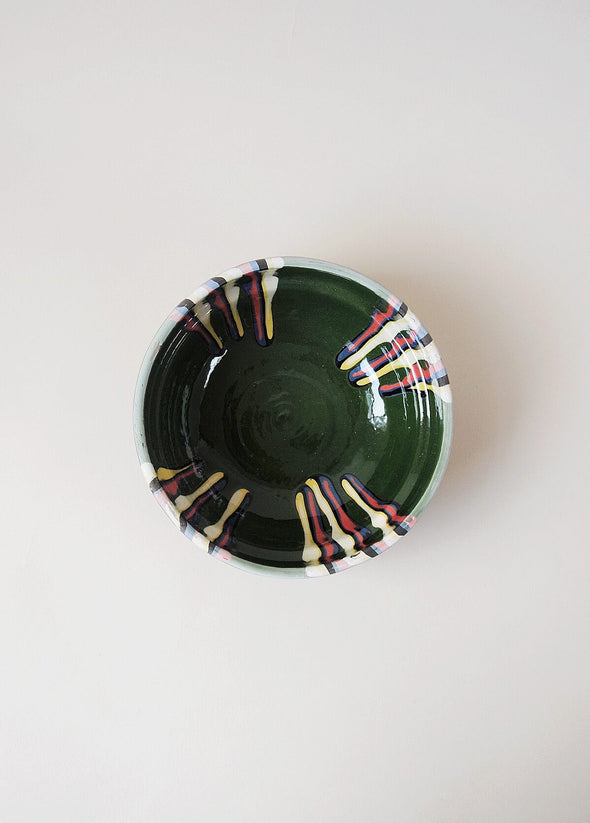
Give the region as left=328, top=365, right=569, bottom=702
left=1, top=1, right=589, bottom=821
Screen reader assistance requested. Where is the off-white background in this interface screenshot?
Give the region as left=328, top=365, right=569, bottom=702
left=1, top=1, right=589, bottom=821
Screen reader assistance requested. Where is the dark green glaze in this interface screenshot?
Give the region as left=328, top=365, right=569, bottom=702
left=142, top=263, right=449, bottom=570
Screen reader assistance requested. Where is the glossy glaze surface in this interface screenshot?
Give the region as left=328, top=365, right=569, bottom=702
left=134, top=257, right=452, bottom=577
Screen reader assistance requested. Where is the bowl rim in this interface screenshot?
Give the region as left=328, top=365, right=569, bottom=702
left=133, top=256, right=453, bottom=578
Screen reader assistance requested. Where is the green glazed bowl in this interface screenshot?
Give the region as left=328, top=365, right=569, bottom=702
left=134, top=257, right=452, bottom=577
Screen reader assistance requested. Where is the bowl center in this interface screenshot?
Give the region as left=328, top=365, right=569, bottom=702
left=192, top=339, right=361, bottom=489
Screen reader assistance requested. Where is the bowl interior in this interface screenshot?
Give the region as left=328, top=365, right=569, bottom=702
left=139, top=258, right=451, bottom=574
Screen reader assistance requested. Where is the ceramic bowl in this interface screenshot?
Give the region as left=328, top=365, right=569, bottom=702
left=134, top=257, right=452, bottom=577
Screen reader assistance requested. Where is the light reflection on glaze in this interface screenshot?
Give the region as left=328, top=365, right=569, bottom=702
left=361, top=356, right=388, bottom=430
left=203, top=351, right=226, bottom=390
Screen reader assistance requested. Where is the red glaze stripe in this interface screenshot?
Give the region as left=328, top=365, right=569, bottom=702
left=160, top=465, right=202, bottom=498
left=317, top=476, right=370, bottom=550
left=379, top=362, right=435, bottom=397
left=184, top=315, right=222, bottom=354
left=336, top=299, right=404, bottom=364
left=182, top=477, right=227, bottom=524
left=240, top=271, right=268, bottom=346
left=215, top=492, right=252, bottom=549
left=348, top=330, right=421, bottom=384
left=208, top=288, right=241, bottom=340
left=303, top=486, right=341, bottom=562
left=343, top=474, right=404, bottom=526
